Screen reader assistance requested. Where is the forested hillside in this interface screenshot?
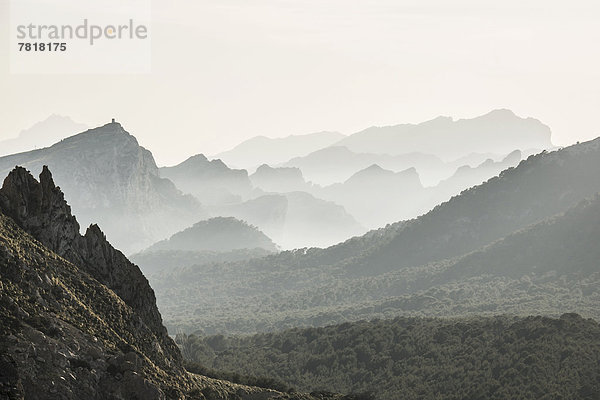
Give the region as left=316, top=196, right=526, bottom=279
left=180, top=314, right=600, bottom=400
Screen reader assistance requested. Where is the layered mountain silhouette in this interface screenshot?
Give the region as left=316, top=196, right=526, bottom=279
left=150, top=137, right=600, bottom=334
left=305, top=151, right=523, bottom=230
left=344, top=140, right=599, bottom=275
left=317, top=165, right=426, bottom=228
left=0, top=112, right=552, bottom=253
left=0, top=166, right=347, bottom=399
left=214, top=131, right=345, bottom=169
left=334, top=109, right=552, bottom=160
left=0, top=121, right=204, bottom=254
left=0, top=115, right=88, bottom=157
left=282, top=146, right=449, bottom=186
left=160, top=154, right=252, bottom=205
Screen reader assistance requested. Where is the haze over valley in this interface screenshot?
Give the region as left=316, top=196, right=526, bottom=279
left=2, top=110, right=600, bottom=399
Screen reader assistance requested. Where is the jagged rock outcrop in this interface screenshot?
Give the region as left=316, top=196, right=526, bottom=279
left=0, top=166, right=346, bottom=399
left=0, top=166, right=180, bottom=369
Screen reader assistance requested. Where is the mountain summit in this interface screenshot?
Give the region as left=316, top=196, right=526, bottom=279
left=0, top=121, right=204, bottom=254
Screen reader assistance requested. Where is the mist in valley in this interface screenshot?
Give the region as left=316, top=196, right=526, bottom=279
left=2, top=1, right=600, bottom=398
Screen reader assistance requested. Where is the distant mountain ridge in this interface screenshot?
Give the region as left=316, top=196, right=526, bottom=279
left=333, top=109, right=553, bottom=160
left=0, top=114, right=88, bottom=157
left=282, top=146, right=449, bottom=186
left=214, top=131, right=346, bottom=169
left=343, top=138, right=600, bottom=275
left=308, top=151, right=523, bottom=229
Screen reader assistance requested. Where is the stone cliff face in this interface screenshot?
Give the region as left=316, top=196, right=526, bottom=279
left=0, top=167, right=344, bottom=399
left=0, top=122, right=204, bottom=254
left=0, top=166, right=180, bottom=369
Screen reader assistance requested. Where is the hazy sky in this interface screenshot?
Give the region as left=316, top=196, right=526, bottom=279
left=1, top=0, right=599, bottom=166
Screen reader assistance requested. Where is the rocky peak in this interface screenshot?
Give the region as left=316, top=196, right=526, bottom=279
left=0, top=166, right=181, bottom=369
left=0, top=166, right=80, bottom=257
left=0, top=122, right=205, bottom=254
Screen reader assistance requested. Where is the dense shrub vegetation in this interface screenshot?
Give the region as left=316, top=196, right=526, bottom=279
left=181, top=314, right=600, bottom=400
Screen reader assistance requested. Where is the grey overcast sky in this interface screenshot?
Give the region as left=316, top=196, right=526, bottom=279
left=1, top=0, right=599, bottom=166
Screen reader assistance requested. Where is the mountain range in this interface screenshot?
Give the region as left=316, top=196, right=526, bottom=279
left=0, top=111, right=550, bottom=253
left=1, top=110, right=598, bottom=399
left=281, top=146, right=449, bottom=186
left=306, top=150, right=523, bottom=229
left=334, top=109, right=552, bottom=160
left=148, top=137, right=600, bottom=335
left=213, top=131, right=346, bottom=169
left=214, top=109, right=550, bottom=187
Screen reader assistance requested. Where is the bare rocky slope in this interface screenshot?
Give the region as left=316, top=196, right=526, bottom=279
left=0, top=166, right=345, bottom=400
left=0, top=121, right=204, bottom=254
